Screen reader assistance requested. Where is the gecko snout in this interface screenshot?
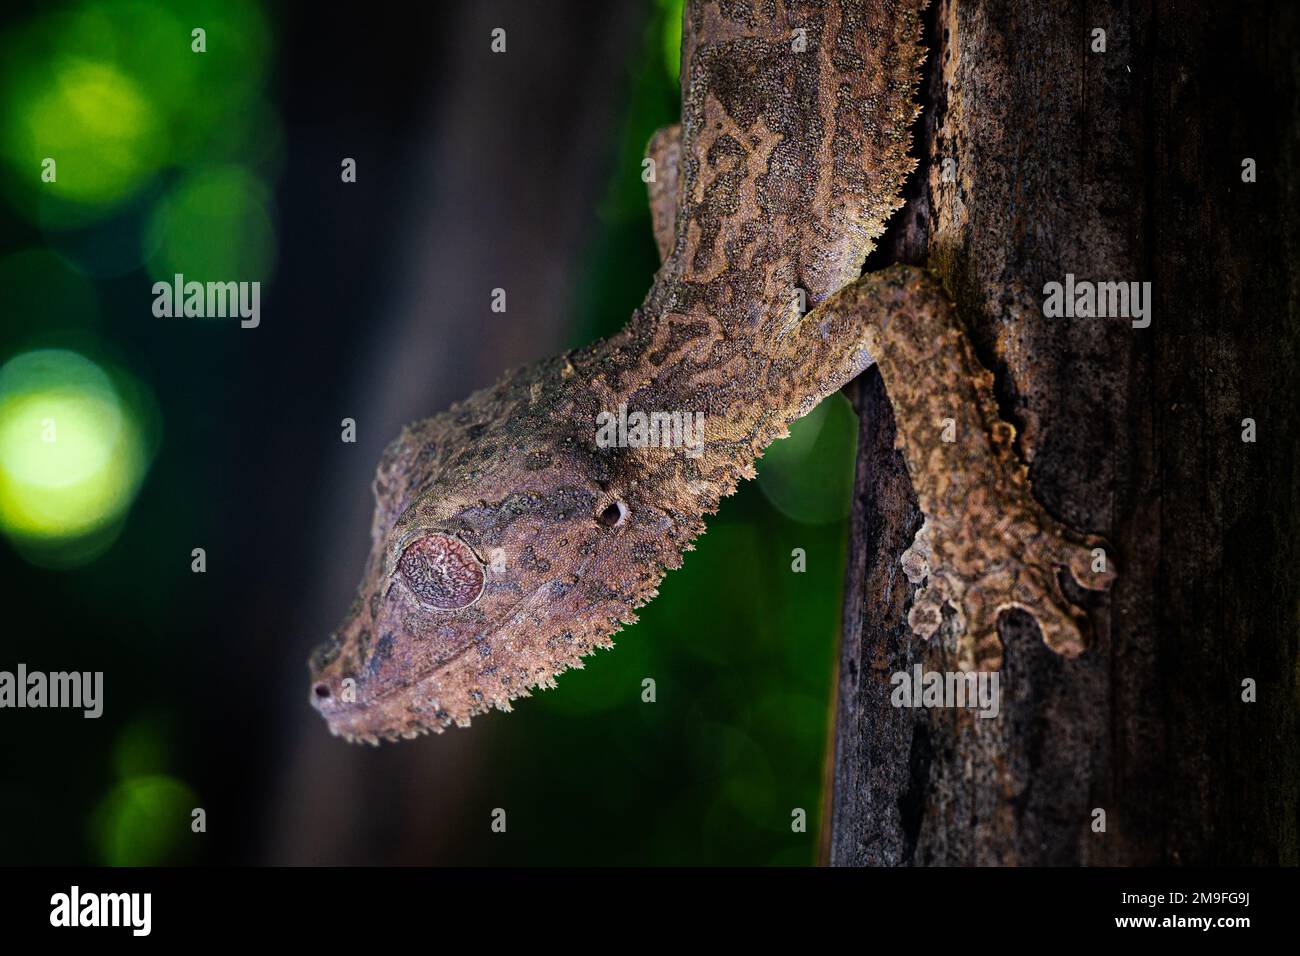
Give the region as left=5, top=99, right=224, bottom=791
left=308, top=673, right=377, bottom=740
left=308, top=676, right=351, bottom=713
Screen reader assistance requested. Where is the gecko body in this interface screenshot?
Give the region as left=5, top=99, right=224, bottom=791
left=309, top=0, right=1112, bottom=743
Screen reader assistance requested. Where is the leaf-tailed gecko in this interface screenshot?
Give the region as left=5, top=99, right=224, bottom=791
left=309, top=0, right=1114, bottom=743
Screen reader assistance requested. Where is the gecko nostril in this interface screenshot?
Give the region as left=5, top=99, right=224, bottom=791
left=597, top=501, right=629, bottom=528
left=314, top=682, right=331, bottom=700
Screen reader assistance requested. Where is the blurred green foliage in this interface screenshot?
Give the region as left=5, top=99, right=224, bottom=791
left=0, top=0, right=275, bottom=228
left=0, top=347, right=158, bottom=565
left=0, top=0, right=281, bottom=863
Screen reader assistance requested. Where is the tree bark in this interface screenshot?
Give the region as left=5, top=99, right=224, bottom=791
left=830, top=0, right=1300, bottom=865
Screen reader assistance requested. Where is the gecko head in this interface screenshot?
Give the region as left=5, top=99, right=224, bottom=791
left=308, top=420, right=652, bottom=744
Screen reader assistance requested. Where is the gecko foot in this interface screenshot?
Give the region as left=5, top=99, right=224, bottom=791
left=901, top=504, right=1116, bottom=671
left=857, top=265, right=1118, bottom=672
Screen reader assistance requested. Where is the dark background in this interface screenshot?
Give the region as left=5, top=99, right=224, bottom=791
left=0, top=0, right=859, bottom=864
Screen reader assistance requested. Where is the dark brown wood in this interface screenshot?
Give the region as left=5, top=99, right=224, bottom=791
left=830, top=0, right=1300, bottom=865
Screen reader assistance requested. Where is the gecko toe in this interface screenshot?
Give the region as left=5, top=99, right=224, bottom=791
left=907, top=584, right=946, bottom=639
left=1057, top=533, right=1118, bottom=592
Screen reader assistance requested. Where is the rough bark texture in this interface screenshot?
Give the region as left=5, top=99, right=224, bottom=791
left=830, top=0, right=1300, bottom=865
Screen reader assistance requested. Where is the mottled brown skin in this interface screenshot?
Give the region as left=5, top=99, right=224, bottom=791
left=646, top=123, right=681, bottom=263
left=827, top=270, right=1116, bottom=671
left=309, top=0, right=1112, bottom=743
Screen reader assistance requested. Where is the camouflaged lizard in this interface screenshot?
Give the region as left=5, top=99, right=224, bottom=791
left=309, top=0, right=1114, bottom=743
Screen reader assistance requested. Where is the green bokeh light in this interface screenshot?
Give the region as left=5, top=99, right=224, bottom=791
left=756, top=393, right=859, bottom=524
left=145, top=165, right=276, bottom=284
left=57, top=0, right=202, bottom=140
left=0, top=349, right=152, bottom=558
left=111, top=715, right=173, bottom=780
left=0, top=0, right=276, bottom=224
left=93, top=774, right=198, bottom=866
left=92, top=719, right=196, bottom=866
left=162, top=0, right=273, bottom=138
left=3, top=56, right=162, bottom=207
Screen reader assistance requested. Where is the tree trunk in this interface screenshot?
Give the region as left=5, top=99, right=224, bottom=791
left=830, top=0, right=1300, bottom=865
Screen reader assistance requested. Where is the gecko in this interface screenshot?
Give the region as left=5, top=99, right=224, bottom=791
left=309, top=0, right=1114, bottom=743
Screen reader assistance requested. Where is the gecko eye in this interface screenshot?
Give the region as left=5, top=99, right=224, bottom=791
left=597, top=501, right=629, bottom=528
left=397, top=533, right=486, bottom=609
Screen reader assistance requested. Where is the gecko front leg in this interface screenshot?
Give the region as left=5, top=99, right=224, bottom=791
left=647, top=125, right=1112, bottom=673
left=783, top=265, right=1116, bottom=671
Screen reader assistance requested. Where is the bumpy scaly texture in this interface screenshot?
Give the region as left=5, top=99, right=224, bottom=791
left=646, top=123, right=681, bottom=263
left=309, top=0, right=1112, bottom=743
left=830, top=269, right=1116, bottom=671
